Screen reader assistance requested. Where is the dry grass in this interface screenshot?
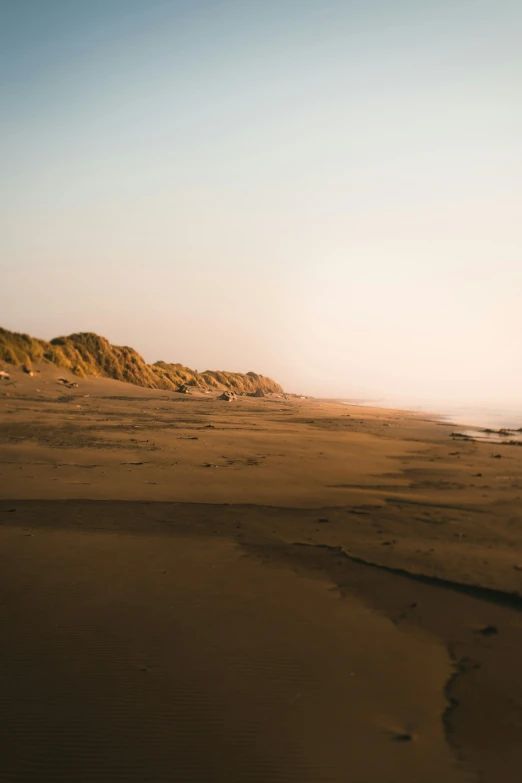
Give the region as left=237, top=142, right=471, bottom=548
left=0, top=328, right=283, bottom=394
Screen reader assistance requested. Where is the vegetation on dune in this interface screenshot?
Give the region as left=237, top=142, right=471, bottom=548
left=0, top=327, right=283, bottom=394
left=0, top=329, right=46, bottom=367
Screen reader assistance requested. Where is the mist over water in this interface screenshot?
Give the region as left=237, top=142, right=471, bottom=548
left=342, top=398, right=522, bottom=430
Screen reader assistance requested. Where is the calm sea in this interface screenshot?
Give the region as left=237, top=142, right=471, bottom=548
left=340, top=399, right=522, bottom=431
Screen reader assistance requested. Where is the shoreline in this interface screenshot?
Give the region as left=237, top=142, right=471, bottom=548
left=2, top=498, right=522, bottom=782
left=0, top=503, right=467, bottom=783
left=335, top=398, right=522, bottom=431
left=1, top=365, right=522, bottom=781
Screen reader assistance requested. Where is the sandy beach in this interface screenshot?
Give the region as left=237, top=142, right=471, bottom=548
left=1, top=363, right=522, bottom=782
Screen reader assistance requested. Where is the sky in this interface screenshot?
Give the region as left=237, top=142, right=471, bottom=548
left=2, top=0, right=521, bottom=404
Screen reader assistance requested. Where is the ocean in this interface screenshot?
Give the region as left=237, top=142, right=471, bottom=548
left=341, top=398, right=522, bottom=432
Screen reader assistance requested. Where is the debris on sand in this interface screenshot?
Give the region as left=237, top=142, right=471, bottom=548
left=177, top=384, right=190, bottom=394
left=392, top=733, right=413, bottom=743
left=0, top=370, right=10, bottom=380
left=22, top=365, right=34, bottom=375
left=250, top=388, right=266, bottom=398
left=218, top=391, right=236, bottom=402
left=476, top=625, right=498, bottom=637
left=57, top=378, right=79, bottom=390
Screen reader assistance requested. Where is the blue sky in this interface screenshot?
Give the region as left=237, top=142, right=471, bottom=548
left=2, top=0, right=521, bottom=402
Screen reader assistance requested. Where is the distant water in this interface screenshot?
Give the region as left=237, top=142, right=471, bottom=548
left=341, top=398, right=522, bottom=431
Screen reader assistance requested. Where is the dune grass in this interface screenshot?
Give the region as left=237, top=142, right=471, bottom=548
left=0, top=328, right=283, bottom=394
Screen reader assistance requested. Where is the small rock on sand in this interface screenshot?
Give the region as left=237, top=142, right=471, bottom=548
left=476, top=625, right=498, bottom=637
left=392, top=733, right=413, bottom=743
left=218, top=391, right=235, bottom=402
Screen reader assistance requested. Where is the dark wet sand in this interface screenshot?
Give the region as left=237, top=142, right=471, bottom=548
left=1, top=365, right=522, bottom=781
left=0, top=507, right=464, bottom=783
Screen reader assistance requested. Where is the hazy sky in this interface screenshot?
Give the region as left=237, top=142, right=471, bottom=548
left=2, top=0, right=521, bottom=403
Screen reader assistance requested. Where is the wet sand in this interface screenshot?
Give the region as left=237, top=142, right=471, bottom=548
left=1, top=364, right=522, bottom=781
left=0, top=521, right=463, bottom=783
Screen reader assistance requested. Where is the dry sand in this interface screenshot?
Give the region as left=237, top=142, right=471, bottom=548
left=1, top=363, right=522, bottom=782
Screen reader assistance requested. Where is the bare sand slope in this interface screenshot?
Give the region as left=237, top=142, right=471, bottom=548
left=1, top=364, right=521, bottom=781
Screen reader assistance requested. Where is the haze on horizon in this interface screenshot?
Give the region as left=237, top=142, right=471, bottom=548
left=2, top=0, right=521, bottom=406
